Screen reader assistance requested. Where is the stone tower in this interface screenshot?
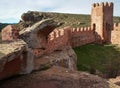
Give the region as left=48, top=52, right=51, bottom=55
left=91, top=2, right=113, bottom=43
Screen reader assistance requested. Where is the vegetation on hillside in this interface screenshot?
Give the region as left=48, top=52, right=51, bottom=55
left=19, top=11, right=120, bottom=30
left=74, top=44, right=120, bottom=78
left=0, top=12, right=120, bottom=31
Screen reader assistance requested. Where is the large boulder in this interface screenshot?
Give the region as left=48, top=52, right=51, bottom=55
left=19, top=19, right=59, bottom=49
left=34, top=46, right=77, bottom=71
left=18, top=11, right=65, bottom=31
left=0, top=40, right=27, bottom=80
left=0, top=66, right=109, bottom=88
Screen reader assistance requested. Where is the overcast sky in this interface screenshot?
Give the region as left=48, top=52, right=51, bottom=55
left=0, top=0, right=119, bottom=23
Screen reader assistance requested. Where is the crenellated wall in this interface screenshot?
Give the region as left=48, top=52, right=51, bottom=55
left=46, top=26, right=96, bottom=52
left=32, top=27, right=71, bottom=57
left=47, top=27, right=71, bottom=52
left=70, top=27, right=95, bottom=47
left=111, top=23, right=120, bottom=44
left=114, top=23, right=120, bottom=31
left=31, top=26, right=96, bottom=57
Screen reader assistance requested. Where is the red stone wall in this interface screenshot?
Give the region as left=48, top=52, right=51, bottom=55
left=47, top=27, right=95, bottom=52
left=31, top=27, right=70, bottom=57
left=47, top=27, right=71, bottom=53
left=71, top=27, right=95, bottom=47
left=111, top=23, right=120, bottom=44
left=32, top=26, right=96, bottom=56
left=114, top=23, right=120, bottom=31
left=91, top=2, right=113, bottom=43
left=111, top=30, right=120, bottom=44
left=1, top=25, right=19, bottom=41
left=47, top=27, right=95, bottom=51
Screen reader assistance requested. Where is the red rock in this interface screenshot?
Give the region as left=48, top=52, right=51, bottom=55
left=1, top=25, right=19, bottom=41
left=0, top=66, right=109, bottom=88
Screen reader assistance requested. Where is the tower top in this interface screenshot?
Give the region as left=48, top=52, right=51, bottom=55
left=92, top=2, right=113, bottom=8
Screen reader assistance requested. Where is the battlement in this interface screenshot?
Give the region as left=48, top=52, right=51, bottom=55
left=71, top=27, right=92, bottom=32
left=114, top=23, right=120, bottom=27
left=113, top=23, right=120, bottom=31
left=48, top=26, right=93, bottom=42
left=92, top=2, right=113, bottom=8
left=48, top=28, right=66, bottom=41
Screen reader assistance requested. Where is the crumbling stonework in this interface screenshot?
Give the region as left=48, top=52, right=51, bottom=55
left=111, top=30, right=120, bottom=44
left=1, top=25, right=19, bottom=41
left=111, top=23, right=120, bottom=44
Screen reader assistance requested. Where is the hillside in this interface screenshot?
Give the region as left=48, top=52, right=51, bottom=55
left=0, top=12, right=120, bottom=31
left=17, top=11, right=120, bottom=30
left=74, top=44, right=120, bottom=78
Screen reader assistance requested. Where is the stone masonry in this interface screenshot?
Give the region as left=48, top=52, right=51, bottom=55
left=91, top=2, right=113, bottom=43
left=1, top=25, right=19, bottom=41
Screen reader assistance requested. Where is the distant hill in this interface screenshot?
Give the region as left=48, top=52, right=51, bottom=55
left=0, top=12, right=120, bottom=31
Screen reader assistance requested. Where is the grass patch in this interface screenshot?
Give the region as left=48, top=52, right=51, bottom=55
left=73, top=44, right=120, bottom=77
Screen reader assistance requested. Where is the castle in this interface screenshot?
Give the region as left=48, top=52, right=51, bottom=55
left=0, top=2, right=120, bottom=81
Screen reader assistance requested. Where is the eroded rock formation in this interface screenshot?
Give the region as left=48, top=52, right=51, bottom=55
left=0, top=40, right=27, bottom=79
left=19, top=19, right=59, bottom=49
left=34, top=46, right=77, bottom=71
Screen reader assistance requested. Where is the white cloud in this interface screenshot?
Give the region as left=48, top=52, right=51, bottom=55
left=0, top=0, right=119, bottom=23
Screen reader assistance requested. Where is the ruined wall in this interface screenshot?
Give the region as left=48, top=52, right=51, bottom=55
left=1, top=25, right=19, bottom=41
left=46, top=26, right=95, bottom=51
left=47, top=27, right=71, bottom=53
left=32, top=26, right=96, bottom=56
left=111, top=23, right=120, bottom=44
left=32, top=27, right=71, bottom=57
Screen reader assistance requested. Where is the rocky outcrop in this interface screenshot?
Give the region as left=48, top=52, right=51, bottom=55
left=19, top=19, right=59, bottom=49
left=0, top=66, right=109, bottom=88
left=19, top=11, right=62, bottom=29
left=34, top=46, right=77, bottom=71
left=0, top=40, right=27, bottom=80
